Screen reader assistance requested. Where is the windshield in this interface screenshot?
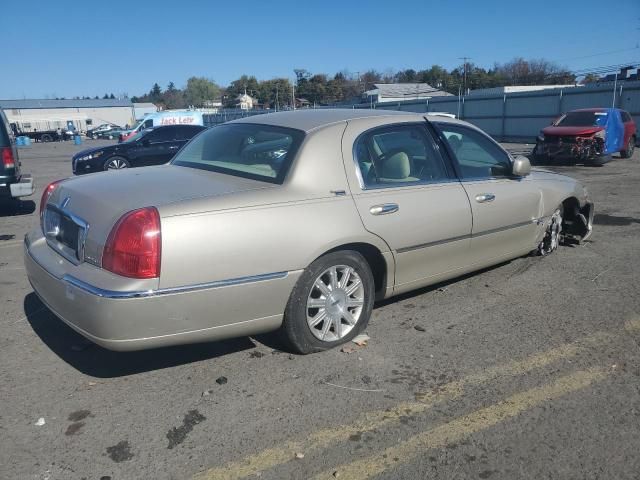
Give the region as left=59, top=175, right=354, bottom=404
left=121, top=129, right=150, bottom=143
left=556, top=111, right=607, bottom=127
left=171, top=123, right=304, bottom=184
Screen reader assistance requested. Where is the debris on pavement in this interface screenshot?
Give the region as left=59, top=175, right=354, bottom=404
left=34, top=417, right=45, bottom=426
left=352, top=334, right=370, bottom=346
left=414, top=325, right=426, bottom=332
left=295, top=452, right=305, bottom=459
left=340, top=344, right=357, bottom=354
left=202, top=389, right=213, bottom=397
left=215, top=376, right=228, bottom=385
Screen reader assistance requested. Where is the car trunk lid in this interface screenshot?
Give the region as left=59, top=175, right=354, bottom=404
left=46, top=164, right=275, bottom=265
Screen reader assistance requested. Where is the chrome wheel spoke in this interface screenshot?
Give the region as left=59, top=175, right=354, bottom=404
left=345, top=279, right=361, bottom=297
left=333, top=316, right=342, bottom=338
left=329, top=267, right=339, bottom=290
left=346, top=298, right=363, bottom=307
left=308, top=297, right=326, bottom=309
left=309, top=309, right=327, bottom=328
left=342, top=310, right=357, bottom=326
left=314, top=279, right=331, bottom=297
left=339, top=267, right=352, bottom=289
left=320, top=315, right=333, bottom=339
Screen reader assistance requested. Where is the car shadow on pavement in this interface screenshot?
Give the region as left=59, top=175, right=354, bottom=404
left=0, top=199, right=36, bottom=217
left=23, top=293, right=256, bottom=378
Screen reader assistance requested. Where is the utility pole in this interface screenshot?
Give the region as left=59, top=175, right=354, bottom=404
left=458, top=57, right=471, bottom=95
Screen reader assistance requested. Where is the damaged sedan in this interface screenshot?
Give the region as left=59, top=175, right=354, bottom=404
left=533, top=108, right=636, bottom=165
left=25, top=110, right=593, bottom=354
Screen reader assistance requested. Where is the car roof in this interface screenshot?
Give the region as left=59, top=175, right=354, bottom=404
left=569, top=108, right=626, bottom=113
left=229, top=108, right=467, bottom=133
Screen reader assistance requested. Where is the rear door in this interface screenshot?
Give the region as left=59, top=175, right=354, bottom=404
left=434, top=122, right=542, bottom=264
left=342, top=121, right=473, bottom=294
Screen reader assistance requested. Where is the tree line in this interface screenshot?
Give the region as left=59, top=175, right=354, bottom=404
left=130, top=57, right=579, bottom=109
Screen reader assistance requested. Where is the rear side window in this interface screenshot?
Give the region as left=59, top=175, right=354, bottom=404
left=354, top=124, right=448, bottom=187
left=146, top=128, right=174, bottom=142
left=172, top=123, right=304, bottom=184
left=176, top=126, right=204, bottom=140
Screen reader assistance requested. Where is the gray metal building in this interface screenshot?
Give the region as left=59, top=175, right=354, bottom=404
left=0, top=98, right=135, bottom=132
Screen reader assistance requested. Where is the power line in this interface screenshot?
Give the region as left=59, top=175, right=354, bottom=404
left=554, top=47, right=639, bottom=62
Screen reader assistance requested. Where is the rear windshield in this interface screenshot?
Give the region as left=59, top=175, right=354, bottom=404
left=171, top=123, right=304, bottom=184
left=0, top=110, right=11, bottom=146
left=556, top=111, right=607, bottom=127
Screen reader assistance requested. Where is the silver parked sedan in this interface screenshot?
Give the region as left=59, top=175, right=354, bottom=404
left=24, top=110, right=594, bottom=353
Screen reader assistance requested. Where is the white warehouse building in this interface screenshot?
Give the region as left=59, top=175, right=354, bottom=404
left=0, top=98, right=138, bottom=132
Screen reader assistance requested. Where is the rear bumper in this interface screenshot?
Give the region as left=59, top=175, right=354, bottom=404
left=24, top=231, right=300, bottom=351
left=10, top=174, right=35, bottom=197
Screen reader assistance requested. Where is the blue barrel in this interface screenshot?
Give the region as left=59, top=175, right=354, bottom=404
left=74, top=135, right=82, bottom=145
left=23, top=136, right=31, bottom=146
left=16, top=136, right=25, bottom=146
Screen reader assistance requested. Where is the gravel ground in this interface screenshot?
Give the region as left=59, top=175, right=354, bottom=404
left=0, top=140, right=639, bottom=480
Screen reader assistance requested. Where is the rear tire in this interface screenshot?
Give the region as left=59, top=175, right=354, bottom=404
left=280, top=250, right=375, bottom=354
left=40, top=134, right=53, bottom=142
left=620, top=137, right=635, bottom=159
left=103, top=156, right=130, bottom=170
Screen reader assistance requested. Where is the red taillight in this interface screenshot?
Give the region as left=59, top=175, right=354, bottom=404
left=40, top=180, right=64, bottom=227
left=1, top=147, right=15, bottom=169
left=102, top=207, right=161, bottom=279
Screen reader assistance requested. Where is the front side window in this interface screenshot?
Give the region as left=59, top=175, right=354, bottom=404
left=437, top=124, right=511, bottom=179
left=355, top=125, right=448, bottom=187
left=172, top=123, right=304, bottom=184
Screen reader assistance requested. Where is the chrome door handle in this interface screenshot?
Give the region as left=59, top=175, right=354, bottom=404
left=169, top=145, right=179, bottom=150
left=475, top=193, right=495, bottom=203
left=370, top=203, right=399, bottom=215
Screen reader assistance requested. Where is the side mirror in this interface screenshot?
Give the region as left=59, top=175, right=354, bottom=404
left=512, top=156, right=531, bottom=177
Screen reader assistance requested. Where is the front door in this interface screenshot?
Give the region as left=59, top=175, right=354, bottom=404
left=135, top=128, right=177, bottom=166
left=434, top=122, right=542, bottom=264
left=342, top=121, right=473, bottom=294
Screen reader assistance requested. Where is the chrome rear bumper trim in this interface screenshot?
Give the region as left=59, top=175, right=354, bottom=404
left=63, top=271, right=289, bottom=299
left=26, top=235, right=289, bottom=300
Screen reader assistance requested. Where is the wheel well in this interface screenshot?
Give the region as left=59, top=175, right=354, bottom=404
left=324, top=243, right=388, bottom=301
left=561, top=197, right=590, bottom=238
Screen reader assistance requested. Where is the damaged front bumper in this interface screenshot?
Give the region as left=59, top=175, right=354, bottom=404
left=537, top=135, right=605, bottom=162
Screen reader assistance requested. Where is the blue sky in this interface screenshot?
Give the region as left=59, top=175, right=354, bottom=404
left=3, top=0, right=639, bottom=99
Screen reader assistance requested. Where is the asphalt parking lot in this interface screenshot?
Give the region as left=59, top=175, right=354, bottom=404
left=1, top=140, right=639, bottom=480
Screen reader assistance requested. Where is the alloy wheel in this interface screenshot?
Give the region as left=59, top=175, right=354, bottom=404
left=306, top=265, right=365, bottom=342
left=106, top=158, right=128, bottom=169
